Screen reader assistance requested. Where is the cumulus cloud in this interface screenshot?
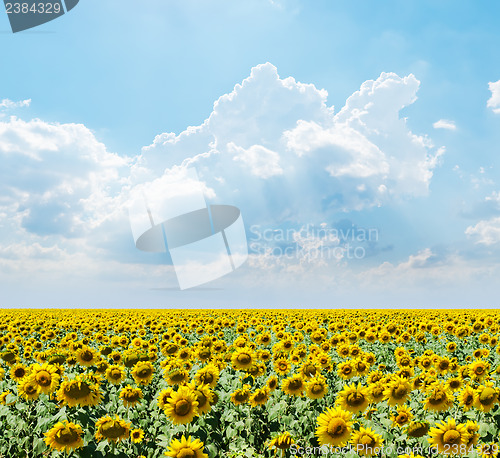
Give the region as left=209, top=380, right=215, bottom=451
left=0, top=64, right=447, bottom=299
left=0, top=116, right=131, bottom=240
left=433, top=119, right=456, bottom=130
left=138, top=64, right=442, bottom=226
left=487, top=80, right=500, bottom=114
left=0, top=98, right=31, bottom=110
left=466, top=217, right=500, bottom=245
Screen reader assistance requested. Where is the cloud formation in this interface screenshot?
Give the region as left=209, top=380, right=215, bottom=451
left=487, top=80, right=500, bottom=114
left=138, top=64, right=442, bottom=226
left=433, top=119, right=456, bottom=130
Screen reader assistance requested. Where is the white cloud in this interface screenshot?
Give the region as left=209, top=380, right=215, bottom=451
left=466, top=217, right=500, bottom=245
left=487, top=80, right=500, bottom=114
left=0, top=116, right=131, bottom=239
left=228, top=142, right=283, bottom=178
left=0, top=98, right=31, bottom=110
left=138, top=64, right=442, bottom=223
left=433, top=119, right=456, bottom=130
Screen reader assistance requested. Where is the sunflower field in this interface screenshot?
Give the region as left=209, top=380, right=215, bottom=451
left=0, top=309, right=500, bottom=458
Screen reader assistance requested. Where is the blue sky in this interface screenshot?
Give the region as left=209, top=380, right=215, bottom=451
left=1, top=0, right=500, bottom=307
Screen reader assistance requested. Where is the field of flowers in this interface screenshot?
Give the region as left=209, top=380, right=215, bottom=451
left=0, top=309, right=499, bottom=457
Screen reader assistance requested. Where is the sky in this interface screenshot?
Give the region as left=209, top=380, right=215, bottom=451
left=1, top=0, right=500, bottom=308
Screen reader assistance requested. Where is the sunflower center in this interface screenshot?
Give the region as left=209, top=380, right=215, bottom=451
left=110, top=369, right=122, bottom=380
left=396, top=413, right=408, bottom=424
left=479, top=387, right=496, bottom=405
left=428, top=390, right=446, bottom=405
left=288, top=379, right=303, bottom=391
left=200, top=373, right=213, bottom=384
left=81, top=351, right=93, bottom=362
left=177, top=449, right=196, bottom=458
left=327, top=418, right=346, bottom=437
left=25, top=384, right=38, bottom=395
left=35, top=371, right=52, bottom=386
left=65, top=382, right=91, bottom=399
left=137, top=367, right=152, bottom=378
left=124, top=392, right=140, bottom=403
left=443, top=430, right=461, bottom=445
left=342, top=366, right=352, bottom=375
left=237, top=353, right=251, bottom=365
left=311, top=384, right=324, bottom=394
left=392, top=385, right=407, bottom=399
left=196, top=391, right=207, bottom=408
left=360, top=434, right=375, bottom=446
left=14, top=368, right=26, bottom=378
left=170, top=371, right=186, bottom=382
left=55, top=427, right=79, bottom=445
left=174, top=399, right=191, bottom=416
left=303, top=364, right=316, bottom=377
left=347, top=392, right=365, bottom=406
left=101, top=421, right=126, bottom=439
left=235, top=391, right=248, bottom=402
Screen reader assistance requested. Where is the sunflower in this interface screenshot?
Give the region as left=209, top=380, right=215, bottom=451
left=44, top=421, right=84, bottom=453
left=383, top=376, right=412, bottom=406
left=164, top=386, right=199, bottom=425
left=120, top=385, right=143, bottom=408
left=464, top=420, right=479, bottom=447
left=315, top=407, right=352, bottom=447
left=194, top=364, right=220, bottom=388
left=423, top=382, right=454, bottom=412
left=337, top=361, right=356, bottom=380
left=458, top=384, right=475, bottom=411
left=266, top=375, right=278, bottom=392
left=350, top=426, right=383, bottom=456
left=274, top=358, right=291, bottom=376
left=30, top=363, right=60, bottom=394
left=391, top=405, right=413, bottom=428
left=474, top=381, right=499, bottom=412
left=187, top=381, right=213, bottom=414
left=76, top=346, right=99, bottom=367
left=230, top=384, right=251, bottom=405
left=10, top=363, right=29, bottom=382
left=268, top=432, right=295, bottom=451
left=281, top=374, right=305, bottom=397
left=231, top=347, right=256, bottom=371
left=305, top=376, right=328, bottom=400
left=105, top=365, right=126, bottom=385
left=131, top=361, right=154, bottom=385
left=336, top=383, right=370, bottom=414
left=18, top=377, right=40, bottom=401
left=367, top=382, right=385, bottom=404
left=130, top=428, right=145, bottom=444
left=0, top=391, right=13, bottom=406
left=165, top=435, right=208, bottom=458
left=469, top=359, right=489, bottom=381
left=428, top=418, right=469, bottom=455
left=445, top=376, right=463, bottom=392
left=249, top=387, right=270, bottom=407
left=57, top=375, right=102, bottom=407
left=157, top=387, right=174, bottom=410
left=95, top=415, right=131, bottom=443
left=398, top=454, right=425, bottom=458
left=164, top=363, right=189, bottom=386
